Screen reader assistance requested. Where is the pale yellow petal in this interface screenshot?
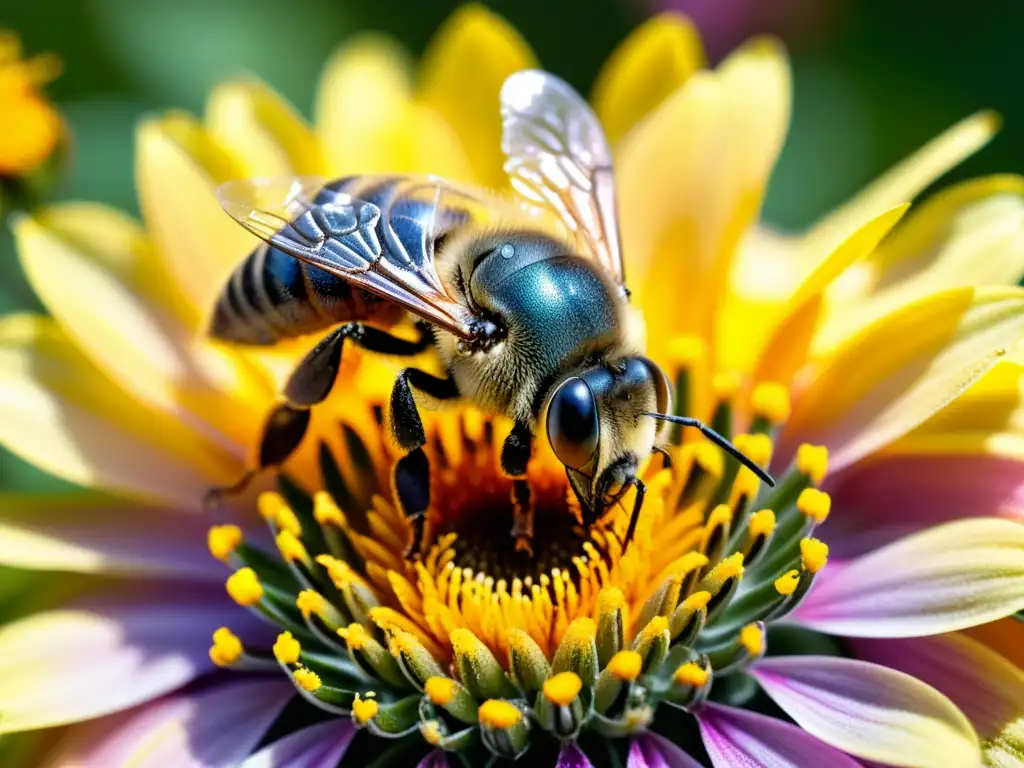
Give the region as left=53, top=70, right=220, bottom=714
left=592, top=13, right=705, bottom=147
left=136, top=114, right=254, bottom=315
left=205, top=78, right=320, bottom=177
left=782, top=287, right=1024, bottom=472
left=419, top=4, right=536, bottom=188
left=800, top=111, right=999, bottom=272
left=0, top=314, right=238, bottom=504
left=618, top=38, right=790, bottom=369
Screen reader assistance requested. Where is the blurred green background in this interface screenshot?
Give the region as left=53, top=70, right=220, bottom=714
left=2, top=0, right=1023, bottom=492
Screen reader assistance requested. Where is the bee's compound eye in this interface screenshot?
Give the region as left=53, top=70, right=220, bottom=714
left=547, top=377, right=599, bottom=470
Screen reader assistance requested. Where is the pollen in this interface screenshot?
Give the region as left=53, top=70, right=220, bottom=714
left=225, top=567, right=263, bottom=606
left=339, top=622, right=371, bottom=651
left=543, top=671, right=583, bottom=706
left=693, top=441, right=725, bottom=474
left=207, top=524, right=243, bottom=562
left=797, top=488, right=831, bottom=523
left=421, top=720, right=444, bottom=745
left=751, top=381, right=791, bottom=424
left=276, top=529, right=309, bottom=564
left=293, top=667, right=321, bottom=692
left=715, top=552, right=745, bottom=581
left=450, top=627, right=486, bottom=657
left=353, top=694, right=379, bottom=723
left=796, top=444, right=829, bottom=485
left=275, top=501, right=303, bottom=538
left=257, top=491, right=286, bottom=526
left=273, top=631, right=301, bottom=665
left=800, top=538, right=829, bottom=573
left=478, top=699, right=523, bottom=729
left=732, top=433, right=773, bottom=468
left=607, top=650, right=643, bottom=681
left=296, top=589, right=326, bottom=619
left=748, top=509, right=776, bottom=537
left=425, top=676, right=458, bottom=706
left=674, top=662, right=709, bottom=687
left=774, top=569, right=800, bottom=595
left=667, top=335, right=707, bottom=369
left=597, top=586, right=626, bottom=614
left=209, top=627, right=243, bottom=667
left=740, top=623, right=764, bottom=656
left=712, top=371, right=743, bottom=400
left=682, top=590, right=711, bottom=611
left=313, top=491, right=346, bottom=528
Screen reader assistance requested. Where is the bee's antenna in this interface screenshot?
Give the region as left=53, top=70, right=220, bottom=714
left=641, top=413, right=776, bottom=487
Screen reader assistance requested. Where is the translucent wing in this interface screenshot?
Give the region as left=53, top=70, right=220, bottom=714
left=501, top=70, right=625, bottom=288
left=217, top=176, right=485, bottom=339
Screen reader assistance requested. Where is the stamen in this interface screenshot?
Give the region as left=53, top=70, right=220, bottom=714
left=668, top=335, right=707, bottom=370
left=276, top=530, right=311, bottom=565
left=209, top=627, right=243, bottom=667
left=207, top=524, right=242, bottom=562
left=674, top=662, right=709, bottom=687
left=313, top=491, right=347, bottom=528
left=711, top=372, right=742, bottom=402
left=296, top=589, right=327, bottom=620
left=338, top=622, right=371, bottom=650
left=543, top=671, right=583, bottom=706
left=293, top=667, right=322, bottom=692
left=421, top=720, right=444, bottom=745
left=607, top=650, right=642, bottom=682
left=750, top=381, right=792, bottom=426
left=800, top=538, right=829, bottom=573
left=353, top=694, right=379, bottom=724
left=478, top=699, right=523, bottom=729
left=425, top=676, right=458, bottom=706
left=774, top=569, right=800, bottom=595
left=739, top=623, right=765, bottom=656
left=273, top=631, right=301, bottom=664
left=226, top=567, right=264, bottom=606
left=748, top=509, right=776, bottom=538
left=797, top=489, right=831, bottom=523
left=796, top=444, right=829, bottom=485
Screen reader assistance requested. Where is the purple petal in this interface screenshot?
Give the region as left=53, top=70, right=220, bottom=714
left=696, top=702, right=862, bottom=768
left=849, top=633, right=1024, bottom=741
left=627, top=733, right=705, bottom=768
left=557, top=743, right=595, bottom=768
left=241, top=720, right=356, bottom=767
left=0, top=580, right=270, bottom=732
left=416, top=751, right=451, bottom=768
left=42, top=678, right=292, bottom=766
left=753, top=655, right=980, bottom=766
left=821, top=453, right=1024, bottom=558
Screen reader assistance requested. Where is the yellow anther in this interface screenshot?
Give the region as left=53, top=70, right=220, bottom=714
left=425, top=676, right=458, bottom=706
left=740, top=624, right=764, bottom=656
left=421, top=720, right=444, bottom=745
left=674, top=662, right=709, bottom=687
left=276, top=530, right=310, bottom=564
left=273, top=631, right=301, bottom=665
left=313, top=491, right=346, bottom=528
left=712, top=371, right=743, bottom=400
left=339, top=623, right=371, bottom=650
left=450, top=627, right=487, bottom=657
left=597, top=586, right=626, bottom=614
left=797, top=488, right=831, bottom=523
left=748, top=509, right=776, bottom=537
left=751, top=381, right=792, bottom=424
left=353, top=694, right=379, bottom=723
left=682, top=590, right=711, bottom=611
left=646, top=615, right=669, bottom=635
left=209, top=627, right=243, bottom=667
left=257, top=491, right=286, bottom=523
left=774, top=569, right=800, bottom=596
left=667, top=335, right=707, bottom=369
left=293, top=667, right=321, bottom=692
left=797, top=444, right=829, bottom=485
left=732, top=433, right=773, bottom=468
left=707, top=504, right=732, bottom=528
left=207, top=524, right=243, bottom=562
left=225, top=567, right=263, bottom=606
left=561, top=617, right=597, bottom=645
left=800, top=538, right=829, bottom=573
left=543, top=672, right=583, bottom=706
left=715, top=552, right=745, bottom=581
left=693, top=441, right=725, bottom=475
left=607, top=650, right=643, bottom=681
left=296, top=589, right=326, bottom=619
left=478, top=699, right=523, bottom=729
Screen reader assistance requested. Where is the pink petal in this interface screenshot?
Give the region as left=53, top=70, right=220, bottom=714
left=42, top=678, right=292, bottom=767
left=696, top=702, right=862, bottom=768
left=557, top=743, right=595, bottom=768
left=821, top=454, right=1024, bottom=558
left=416, top=751, right=451, bottom=768
left=0, top=581, right=269, bottom=732
left=241, top=720, right=356, bottom=767
left=794, top=518, right=1024, bottom=637
left=753, top=655, right=980, bottom=767
left=627, top=733, right=705, bottom=768
left=849, top=633, right=1024, bottom=741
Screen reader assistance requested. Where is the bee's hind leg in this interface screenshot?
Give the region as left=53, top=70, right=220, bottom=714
left=204, top=323, right=431, bottom=508
left=390, top=368, right=460, bottom=557
left=501, top=421, right=535, bottom=555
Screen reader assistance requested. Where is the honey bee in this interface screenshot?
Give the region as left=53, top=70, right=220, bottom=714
left=209, top=70, right=773, bottom=555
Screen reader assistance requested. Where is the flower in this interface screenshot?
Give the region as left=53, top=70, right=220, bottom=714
left=2, top=5, right=1024, bottom=767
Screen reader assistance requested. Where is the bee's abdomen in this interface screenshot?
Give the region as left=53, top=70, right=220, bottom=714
left=210, top=243, right=401, bottom=345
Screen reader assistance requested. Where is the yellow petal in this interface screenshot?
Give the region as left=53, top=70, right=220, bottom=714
left=136, top=114, right=253, bottom=315
left=0, top=314, right=237, bottom=504
left=800, top=111, right=999, bottom=273
left=419, top=4, right=536, bottom=188
left=816, top=175, right=1024, bottom=353
left=205, top=78, right=320, bottom=177
left=618, top=38, right=790, bottom=368
left=592, top=13, right=705, bottom=147
left=782, top=286, right=1024, bottom=472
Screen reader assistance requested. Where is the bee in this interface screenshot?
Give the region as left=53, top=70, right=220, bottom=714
left=209, top=70, right=774, bottom=556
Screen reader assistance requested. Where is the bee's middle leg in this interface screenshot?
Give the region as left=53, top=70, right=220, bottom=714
left=390, top=367, right=460, bottom=557
left=501, top=421, right=535, bottom=554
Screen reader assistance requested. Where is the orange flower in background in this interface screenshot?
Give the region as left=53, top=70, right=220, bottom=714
left=0, top=31, right=62, bottom=177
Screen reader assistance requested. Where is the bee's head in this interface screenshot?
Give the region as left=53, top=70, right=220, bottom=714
left=543, top=356, right=671, bottom=521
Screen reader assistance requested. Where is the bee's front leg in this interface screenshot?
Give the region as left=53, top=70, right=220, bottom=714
left=501, top=421, right=535, bottom=555
left=391, top=368, right=460, bottom=558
